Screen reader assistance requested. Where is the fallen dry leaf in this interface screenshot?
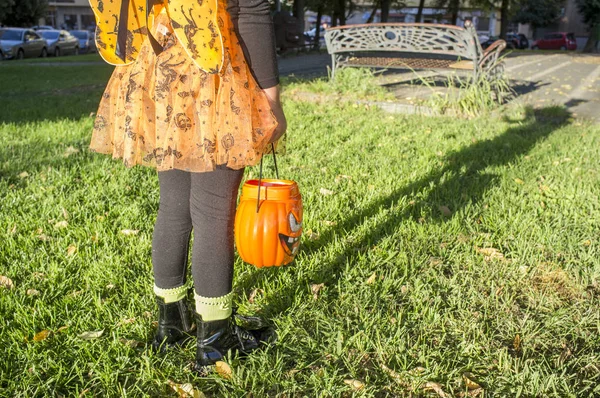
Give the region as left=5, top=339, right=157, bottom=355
left=439, top=205, right=452, bottom=217
left=118, top=317, right=136, bottom=326
left=38, top=233, right=50, bottom=242
left=476, top=247, right=504, bottom=262
left=215, top=361, right=232, bottom=380
left=462, top=372, right=481, bottom=390
left=423, top=381, right=448, bottom=398
left=168, top=380, right=206, bottom=398
left=335, top=174, right=352, bottom=183
left=119, top=338, right=143, bottom=348
left=33, top=330, right=51, bottom=342
left=27, top=289, right=40, bottom=296
left=322, top=220, right=337, bottom=226
left=513, top=334, right=521, bottom=352
left=343, top=379, right=365, bottom=390
left=63, top=146, right=80, bottom=157
left=319, top=188, right=334, bottom=196
left=120, top=229, right=139, bottom=236
left=366, top=272, right=377, bottom=285
left=380, top=363, right=411, bottom=388
left=0, top=275, right=14, bottom=289
left=409, top=367, right=426, bottom=375
left=54, top=220, right=68, bottom=229
left=18, top=171, right=30, bottom=179
left=56, top=326, right=69, bottom=333
left=248, top=288, right=264, bottom=304
left=67, top=245, right=77, bottom=256
left=78, top=330, right=104, bottom=340
left=429, top=257, right=442, bottom=266
left=306, top=229, right=320, bottom=241
left=62, top=208, right=69, bottom=220
left=311, top=283, right=325, bottom=300
left=514, top=178, right=524, bottom=185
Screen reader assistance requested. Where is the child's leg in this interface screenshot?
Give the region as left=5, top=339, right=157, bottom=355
left=190, top=165, right=244, bottom=305
left=152, top=169, right=193, bottom=293
left=189, top=166, right=272, bottom=369
left=151, top=170, right=194, bottom=352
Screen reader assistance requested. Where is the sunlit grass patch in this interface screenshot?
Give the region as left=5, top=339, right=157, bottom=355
left=1, top=61, right=600, bottom=396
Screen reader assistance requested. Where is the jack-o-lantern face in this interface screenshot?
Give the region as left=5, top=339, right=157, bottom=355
left=279, top=212, right=302, bottom=257
left=235, top=179, right=303, bottom=268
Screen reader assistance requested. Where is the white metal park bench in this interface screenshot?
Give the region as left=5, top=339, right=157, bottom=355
left=324, top=21, right=506, bottom=81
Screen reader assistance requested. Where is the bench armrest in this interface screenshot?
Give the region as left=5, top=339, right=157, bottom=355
left=479, top=39, right=506, bottom=71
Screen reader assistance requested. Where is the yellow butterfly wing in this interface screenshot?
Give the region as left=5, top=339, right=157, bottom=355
left=169, top=0, right=224, bottom=74
left=89, top=0, right=148, bottom=65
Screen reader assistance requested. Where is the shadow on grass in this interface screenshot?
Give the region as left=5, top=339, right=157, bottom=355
left=241, top=105, right=572, bottom=317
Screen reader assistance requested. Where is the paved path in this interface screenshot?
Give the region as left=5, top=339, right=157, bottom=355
left=278, top=52, right=600, bottom=123
left=505, top=53, right=600, bottom=123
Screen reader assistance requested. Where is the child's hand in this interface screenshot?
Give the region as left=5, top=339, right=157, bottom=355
left=263, top=85, right=287, bottom=143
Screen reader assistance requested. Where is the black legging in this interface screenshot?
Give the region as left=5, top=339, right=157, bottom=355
left=152, top=166, right=245, bottom=298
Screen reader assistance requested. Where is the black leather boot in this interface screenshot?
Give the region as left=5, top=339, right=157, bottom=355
left=194, top=313, right=275, bottom=371
left=151, top=297, right=194, bottom=352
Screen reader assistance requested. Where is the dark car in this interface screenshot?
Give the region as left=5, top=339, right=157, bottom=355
left=532, top=32, right=577, bottom=51
left=39, top=30, right=79, bottom=56
left=481, top=36, right=511, bottom=50
left=0, top=28, right=47, bottom=59
left=69, top=30, right=96, bottom=53
left=506, top=33, right=528, bottom=49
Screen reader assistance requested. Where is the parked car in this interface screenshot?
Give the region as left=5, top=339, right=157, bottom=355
left=39, top=30, right=79, bottom=56
left=506, top=33, right=529, bottom=49
left=69, top=30, right=96, bottom=53
left=532, top=32, right=577, bottom=51
left=32, top=25, right=55, bottom=31
left=304, top=27, right=325, bottom=42
left=0, top=28, right=47, bottom=59
left=481, top=36, right=511, bottom=50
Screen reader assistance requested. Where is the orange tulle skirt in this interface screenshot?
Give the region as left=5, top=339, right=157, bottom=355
left=90, top=8, right=278, bottom=172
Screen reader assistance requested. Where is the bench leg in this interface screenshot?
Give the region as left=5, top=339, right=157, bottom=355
left=330, top=54, right=337, bottom=80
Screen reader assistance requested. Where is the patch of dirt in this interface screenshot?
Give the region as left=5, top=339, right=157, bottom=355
left=530, top=262, right=583, bottom=301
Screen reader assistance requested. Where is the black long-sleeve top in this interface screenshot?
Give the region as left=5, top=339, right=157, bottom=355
left=227, top=0, right=279, bottom=89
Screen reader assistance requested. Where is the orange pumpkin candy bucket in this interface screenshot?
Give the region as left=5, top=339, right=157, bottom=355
left=234, top=147, right=303, bottom=268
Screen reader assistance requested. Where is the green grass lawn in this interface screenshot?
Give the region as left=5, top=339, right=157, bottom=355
left=1, top=63, right=599, bottom=397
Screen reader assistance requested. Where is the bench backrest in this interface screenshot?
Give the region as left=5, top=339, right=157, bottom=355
left=325, top=23, right=481, bottom=62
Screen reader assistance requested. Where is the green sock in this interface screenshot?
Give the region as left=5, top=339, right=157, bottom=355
left=194, top=291, right=233, bottom=321
left=153, top=284, right=188, bottom=304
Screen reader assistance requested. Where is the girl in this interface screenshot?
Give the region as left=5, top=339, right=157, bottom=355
left=89, top=0, right=286, bottom=370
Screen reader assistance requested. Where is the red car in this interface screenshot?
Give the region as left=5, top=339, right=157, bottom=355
left=532, top=32, right=577, bottom=50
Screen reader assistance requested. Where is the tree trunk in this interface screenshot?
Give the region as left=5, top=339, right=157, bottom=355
left=367, top=0, right=380, bottom=23
left=381, top=0, right=390, bottom=23
left=582, top=24, right=600, bottom=53
left=450, top=0, right=460, bottom=25
left=499, top=0, right=509, bottom=38
left=416, top=0, right=425, bottom=23
left=314, top=4, right=323, bottom=50
left=337, top=0, right=346, bottom=26
left=293, top=0, right=305, bottom=35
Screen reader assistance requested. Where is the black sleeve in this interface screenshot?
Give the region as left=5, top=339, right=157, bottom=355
left=227, top=0, right=280, bottom=89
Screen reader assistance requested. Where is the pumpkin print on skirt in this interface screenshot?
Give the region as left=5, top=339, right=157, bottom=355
left=90, top=3, right=279, bottom=172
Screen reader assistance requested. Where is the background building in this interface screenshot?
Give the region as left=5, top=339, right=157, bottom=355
left=43, top=0, right=96, bottom=31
